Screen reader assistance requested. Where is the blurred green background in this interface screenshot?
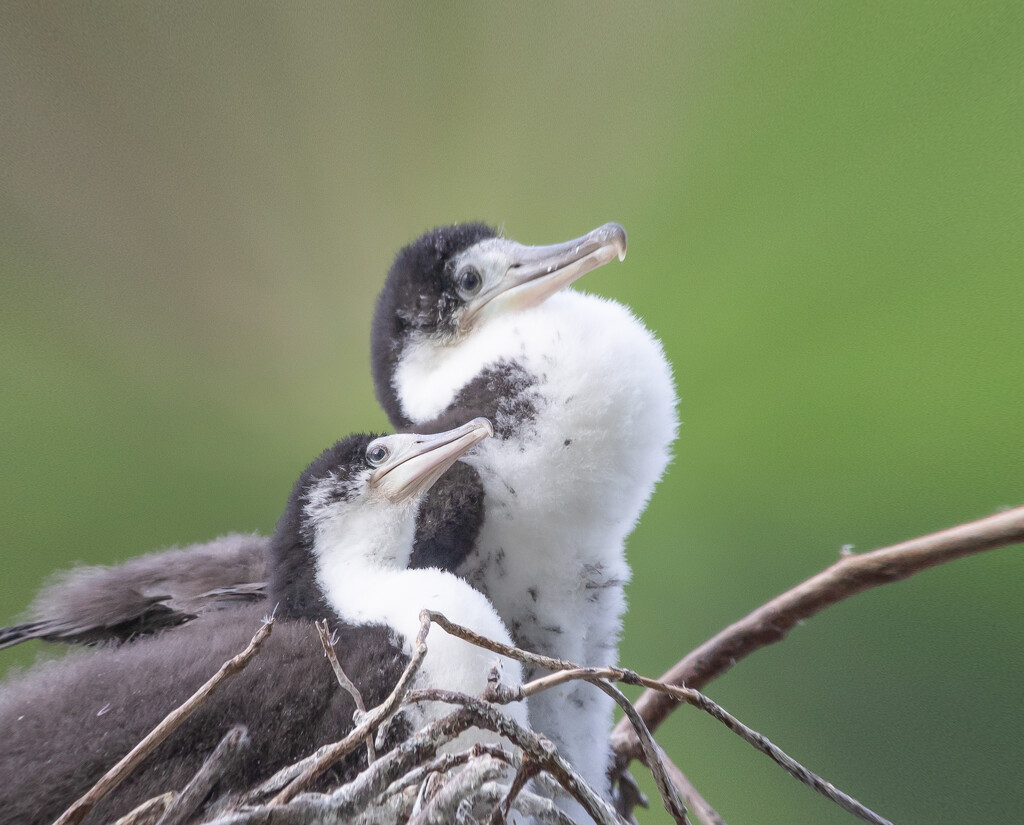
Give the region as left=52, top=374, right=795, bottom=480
left=1, top=3, right=1021, bottom=823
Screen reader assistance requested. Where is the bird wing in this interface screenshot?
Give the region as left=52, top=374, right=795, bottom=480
left=1, top=532, right=270, bottom=649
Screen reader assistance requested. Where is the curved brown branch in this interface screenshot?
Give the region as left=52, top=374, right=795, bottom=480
left=612, top=504, right=1024, bottom=765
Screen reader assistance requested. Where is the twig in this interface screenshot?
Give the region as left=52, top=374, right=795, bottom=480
left=589, top=680, right=689, bottom=825
left=405, top=689, right=626, bottom=825
left=240, top=741, right=334, bottom=804
left=407, top=756, right=507, bottom=825
left=207, top=706, right=488, bottom=824
left=613, top=504, right=1024, bottom=762
left=476, top=782, right=580, bottom=825
left=487, top=754, right=540, bottom=825
left=348, top=785, right=419, bottom=825
left=382, top=744, right=515, bottom=798
left=156, top=725, right=251, bottom=825
left=53, top=618, right=275, bottom=825
left=660, top=758, right=728, bottom=825
left=427, top=610, right=574, bottom=673
left=538, top=668, right=888, bottom=824
left=427, top=615, right=891, bottom=825
left=316, top=619, right=376, bottom=763
left=324, top=706, right=482, bottom=819
left=269, top=610, right=433, bottom=804
left=110, top=793, right=176, bottom=825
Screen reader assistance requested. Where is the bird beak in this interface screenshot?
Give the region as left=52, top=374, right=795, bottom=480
left=370, top=418, right=494, bottom=502
left=466, top=222, right=627, bottom=324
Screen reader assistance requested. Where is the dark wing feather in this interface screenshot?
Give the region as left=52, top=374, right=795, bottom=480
left=0, top=604, right=410, bottom=825
left=1, top=533, right=269, bottom=649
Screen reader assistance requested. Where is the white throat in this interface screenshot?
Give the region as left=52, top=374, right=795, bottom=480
left=309, top=496, right=529, bottom=740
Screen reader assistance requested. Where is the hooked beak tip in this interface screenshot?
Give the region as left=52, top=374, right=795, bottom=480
left=472, top=416, right=495, bottom=439
left=603, top=222, right=628, bottom=262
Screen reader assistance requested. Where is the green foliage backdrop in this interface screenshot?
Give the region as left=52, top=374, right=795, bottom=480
left=1, top=4, right=1021, bottom=823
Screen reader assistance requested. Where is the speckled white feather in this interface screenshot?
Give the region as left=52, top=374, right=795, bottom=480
left=394, top=289, right=679, bottom=802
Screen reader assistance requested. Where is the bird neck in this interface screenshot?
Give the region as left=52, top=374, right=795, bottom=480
left=312, top=498, right=419, bottom=608
left=391, top=303, right=545, bottom=426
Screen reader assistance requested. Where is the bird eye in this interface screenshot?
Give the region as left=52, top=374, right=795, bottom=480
left=366, top=444, right=389, bottom=467
left=457, top=266, right=482, bottom=297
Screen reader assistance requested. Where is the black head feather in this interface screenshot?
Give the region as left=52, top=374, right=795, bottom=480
left=268, top=433, right=381, bottom=620
left=371, top=222, right=498, bottom=428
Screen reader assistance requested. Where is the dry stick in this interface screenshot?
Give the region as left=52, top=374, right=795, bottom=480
left=407, top=756, right=508, bottom=825
left=476, top=782, right=580, bottom=825
left=426, top=612, right=709, bottom=823
left=323, top=706, right=482, bottom=819
left=110, top=793, right=176, bottom=825
left=428, top=615, right=890, bottom=825
left=660, top=759, right=728, bottom=825
left=240, top=741, right=335, bottom=804
left=269, top=610, right=433, bottom=805
left=156, top=725, right=251, bottom=825
left=428, top=610, right=573, bottom=673
left=526, top=667, right=889, bottom=824
left=206, top=707, right=493, bottom=824
left=614, top=504, right=1024, bottom=764
left=315, top=619, right=376, bottom=763
left=405, top=689, right=626, bottom=825
left=348, top=786, right=419, bottom=825
left=590, top=679, right=690, bottom=825
left=382, top=744, right=515, bottom=798
left=53, top=619, right=275, bottom=825
left=429, top=611, right=704, bottom=823
left=487, top=754, right=540, bottom=825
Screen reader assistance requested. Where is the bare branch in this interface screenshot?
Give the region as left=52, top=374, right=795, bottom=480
left=659, top=759, right=727, bottom=825
left=477, top=782, right=580, bottom=825
left=156, top=725, right=250, bottom=825
left=405, top=689, right=626, bottom=825
left=589, top=680, right=689, bottom=825
left=427, top=610, right=575, bottom=673
left=53, top=618, right=275, bottom=825
left=407, top=756, right=507, bottom=825
left=269, top=611, right=434, bottom=804
left=426, top=615, right=891, bottom=825
left=381, top=744, right=514, bottom=800
left=316, top=619, right=376, bottom=763
left=110, top=793, right=176, bottom=825
left=487, top=754, right=539, bottom=825
left=208, top=706, right=490, bottom=824
left=613, top=504, right=1024, bottom=764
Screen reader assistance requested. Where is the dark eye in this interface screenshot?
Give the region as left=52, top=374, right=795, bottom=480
left=457, top=266, right=482, bottom=296
left=366, top=444, right=389, bottom=467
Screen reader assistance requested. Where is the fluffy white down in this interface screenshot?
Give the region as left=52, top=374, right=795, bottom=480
left=312, top=498, right=529, bottom=746
left=395, top=289, right=679, bottom=804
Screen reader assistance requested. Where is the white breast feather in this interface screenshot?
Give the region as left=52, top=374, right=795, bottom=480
left=313, top=510, right=529, bottom=744
left=394, top=289, right=679, bottom=803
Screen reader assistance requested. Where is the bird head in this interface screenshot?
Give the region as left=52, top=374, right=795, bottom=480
left=371, top=222, right=627, bottom=426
